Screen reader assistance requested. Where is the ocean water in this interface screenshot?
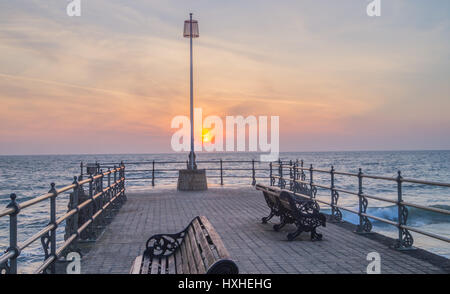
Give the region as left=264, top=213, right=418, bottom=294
left=0, top=151, right=449, bottom=273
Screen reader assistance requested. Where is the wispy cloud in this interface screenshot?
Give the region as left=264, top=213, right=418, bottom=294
left=0, top=0, right=449, bottom=154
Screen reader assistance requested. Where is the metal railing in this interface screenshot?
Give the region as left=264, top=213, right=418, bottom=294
left=0, top=164, right=126, bottom=274
left=94, top=159, right=269, bottom=186
left=270, top=159, right=450, bottom=249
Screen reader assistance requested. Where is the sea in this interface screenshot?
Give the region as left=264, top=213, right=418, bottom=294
left=0, top=150, right=449, bottom=273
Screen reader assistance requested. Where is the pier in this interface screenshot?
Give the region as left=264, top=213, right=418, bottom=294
left=1, top=160, right=449, bottom=274
left=80, top=187, right=447, bottom=274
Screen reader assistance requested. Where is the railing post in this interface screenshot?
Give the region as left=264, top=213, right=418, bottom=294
left=293, top=160, right=297, bottom=181
left=300, top=160, right=304, bottom=180
left=49, top=183, right=57, bottom=274
left=98, top=171, right=105, bottom=225
left=251, top=159, right=256, bottom=186
left=395, top=171, right=414, bottom=249
left=309, top=164, right=314, bottom=199
left=330, top=166, right=342, bottom=222
left=289, top=160, right=293, bottom=190
left=106, top=168, right=112, bottom=220
left=292, top=159, right=299, bottom=192
left=88, top=175, right=95, bottom=239
left=6, top=193, right=20, bottom=274
left=278, top=159, right=283, bottom=188
left=356, top=168, right=372, bottom=233
left=113, top=165, right=117, bottom=185
left=269, top=162, right=273, bottom=186
left=71, top=176, right=79, bottom=241
left=121, top=162, right=126, bottom=201
left=220, top=159, right=224, bottom=186
left=152, top=160, right=155, bottom=187
left=113, top=166, right=118, bottom=210
left=80, top=161, right=83, bottom=180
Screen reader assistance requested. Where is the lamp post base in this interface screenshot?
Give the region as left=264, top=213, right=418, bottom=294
left=177, top=169, right=208, bottom=191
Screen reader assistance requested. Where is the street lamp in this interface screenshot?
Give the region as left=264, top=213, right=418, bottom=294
left=184, top=13, right=199, bottom=170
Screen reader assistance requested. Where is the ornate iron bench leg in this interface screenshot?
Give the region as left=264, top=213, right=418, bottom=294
left=287, top=228, right=302, bottom=241
left=273, top=215, right=287, bottom=231
left=310, top=228, right=323, bottom=241
left=261, top=210, right=275, bottom=224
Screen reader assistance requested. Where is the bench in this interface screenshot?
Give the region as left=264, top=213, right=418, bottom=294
left=130, top=216, right=239, bottom=274
left=256, top=184, right=326, bottom=241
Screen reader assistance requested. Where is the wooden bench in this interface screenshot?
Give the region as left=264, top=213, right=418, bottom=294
left=256, top=184, right=326, bottom=241
left=130, top=216, right=239, bottom=274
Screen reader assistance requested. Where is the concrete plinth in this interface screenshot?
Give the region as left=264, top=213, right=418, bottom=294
left=177, top=169, right=208, bottom=191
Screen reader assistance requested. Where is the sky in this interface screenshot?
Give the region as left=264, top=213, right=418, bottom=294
left=0, top=0, right=449, bottom=155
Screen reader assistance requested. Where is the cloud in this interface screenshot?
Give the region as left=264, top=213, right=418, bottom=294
left=0, top=0, right=449, bottom=154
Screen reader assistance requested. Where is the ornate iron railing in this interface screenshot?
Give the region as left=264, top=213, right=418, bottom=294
left=92, top=159, right=269, bottom=186
left=269, top=160, right=450, bottom=250
left=0, top=164, right=126, bottom=274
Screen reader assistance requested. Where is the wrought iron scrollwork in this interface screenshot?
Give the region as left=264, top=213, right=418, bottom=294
left=144, top=232, right=186, bottom=257
left=41, top=231, right=51, bottom=260
left=270, top=176, right=276, bottom=186
left=311, top=186, right=317, bottom=198
left=293, top=181, right=312, bottom=196
left=331, top=190, right=342, bottom=221
left=39, top=231, right=53, bottom=274
left=357, top=195, right=372, bottom=233
left=395, top=205, right=414, bottom=249
left=278, top=191, right=326, bottom=241
left=0, top=260, right=10, bottom=274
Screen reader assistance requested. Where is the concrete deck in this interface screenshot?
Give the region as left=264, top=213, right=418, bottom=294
left=80, top=186, right=448, bottom=274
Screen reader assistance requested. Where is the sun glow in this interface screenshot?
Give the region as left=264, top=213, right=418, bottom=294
left=202, top=128, right=212, bottom=143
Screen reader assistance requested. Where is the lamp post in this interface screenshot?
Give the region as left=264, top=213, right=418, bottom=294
left=184, top=13, right=199, bottom=170
left=178, top=14, right=207, bottom=191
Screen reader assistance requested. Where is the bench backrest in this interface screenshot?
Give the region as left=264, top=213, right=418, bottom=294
left=178, top=216, right=238, bottom=274
left=256, top=184, right=281, bottom=206
left=256, top=184, right=319, bottom=214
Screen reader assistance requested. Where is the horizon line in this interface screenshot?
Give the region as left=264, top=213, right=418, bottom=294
left=1, top=148, right=449, bottom=157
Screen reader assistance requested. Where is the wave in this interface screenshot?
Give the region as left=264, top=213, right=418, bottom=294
left=323, top=204, right=450, bottom=227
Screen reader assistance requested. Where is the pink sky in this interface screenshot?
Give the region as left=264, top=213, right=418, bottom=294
left=0, top=1, right=449, bottom=154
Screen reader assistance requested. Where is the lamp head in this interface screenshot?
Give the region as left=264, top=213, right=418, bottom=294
left=183, top=15, right=199, bottom=38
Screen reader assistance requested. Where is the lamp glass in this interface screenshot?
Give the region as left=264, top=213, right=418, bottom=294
left=183, top=20, right=199, bottom=38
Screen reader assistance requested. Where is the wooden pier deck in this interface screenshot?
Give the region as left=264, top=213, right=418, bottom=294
left=80, top=186, right=448, bottom=274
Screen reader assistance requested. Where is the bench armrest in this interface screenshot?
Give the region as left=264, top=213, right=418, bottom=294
left=144, top=231, right=186, bottom=258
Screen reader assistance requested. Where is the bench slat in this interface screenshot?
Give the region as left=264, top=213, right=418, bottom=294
left=150, top=257, right=160, bottom=274
left=180, top=238, right=191, bottom=274
left=199, top=216, right=230, bottom=259
left=192, top=218, right=216, bottom=269
left=141, top=255, right=151, bottom=274
left=132, top=216, right=237, bottom=274
left=167, top=255, right=176, bottom=274
left=160, top=256, right=167, bottom=274
left=130, top=255, right=143, bottom=274
left=183, top=230, right=198, bottom=274
left=175, top=248, right=183, bottom=274
left=187, top=226, right=207, bottom=274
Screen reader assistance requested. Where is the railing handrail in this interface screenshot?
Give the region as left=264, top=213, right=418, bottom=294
left=96, top=159, right=265, bottom=187
left=285, top=165, right=450, bottom=187
left=0, top=164, right=126, bottom=274
left=0, top=166, right=124, bottom=218
left=270, top=160, right=450, bottom=250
